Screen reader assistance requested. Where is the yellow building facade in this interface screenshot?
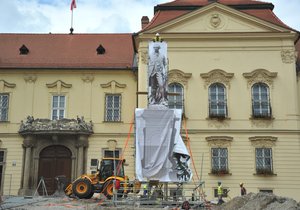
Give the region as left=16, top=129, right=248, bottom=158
left=135, top=1, right=300, bottom=200
left=0, top=0, right=300, bottom=201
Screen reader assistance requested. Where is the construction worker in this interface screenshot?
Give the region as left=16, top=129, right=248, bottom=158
left=217, top=181, right=224, bottom=205
left=143, top=183, right=148, bottom=196
left=240, top=182, right=247, bottom=196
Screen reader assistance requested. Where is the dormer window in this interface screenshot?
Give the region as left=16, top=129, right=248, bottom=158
left=96, top=44, right=105, bottom=55
left=19, top=45, right=29, bottom=55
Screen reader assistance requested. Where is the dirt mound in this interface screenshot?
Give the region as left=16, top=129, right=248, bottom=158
left=212, top=192, right=300, bottom=210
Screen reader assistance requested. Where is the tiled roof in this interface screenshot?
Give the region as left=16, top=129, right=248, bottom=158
left=142, top=10, right=191, bottom=31
left=158, top=0, right=270, bottom=7
left=142, top=0, right=294, bottom=32
left=241, top=9, right=293, bottom=30
left=0, top=33, right=134, bottom=69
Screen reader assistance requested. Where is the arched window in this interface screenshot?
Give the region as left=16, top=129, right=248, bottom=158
left=168, top=83, right=184, bottom=110
left=252, top=83, right=271, bottom=118
left=209, top=83, right=227, bottom=118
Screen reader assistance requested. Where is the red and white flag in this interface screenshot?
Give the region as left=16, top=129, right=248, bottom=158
left=70, top=0, right=76, bottom=10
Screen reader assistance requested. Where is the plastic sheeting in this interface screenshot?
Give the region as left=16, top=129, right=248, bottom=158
left=135, top=108, right=192, bottom=182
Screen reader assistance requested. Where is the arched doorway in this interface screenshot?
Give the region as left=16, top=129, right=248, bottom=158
left=38, top=145, right=72, bottom=195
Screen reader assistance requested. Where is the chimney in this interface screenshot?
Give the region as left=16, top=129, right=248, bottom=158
left=141, top=16, right=149, bottom=29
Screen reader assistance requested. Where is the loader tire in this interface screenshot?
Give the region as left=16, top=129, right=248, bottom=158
left=72, top=178, right=92, bottom=199
left=85, top=185, right=94, bottom=199
left=103, top=180, right=114, bottom=199
left=85, top=190, right=94, bottom=199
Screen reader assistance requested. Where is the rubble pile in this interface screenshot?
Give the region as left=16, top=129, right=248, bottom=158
left=212, top=192, right=300, bottom=210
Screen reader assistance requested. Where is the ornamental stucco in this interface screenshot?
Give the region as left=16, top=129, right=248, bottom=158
left=210, top=14, right=222, bottom=28
left=281, top=50, right=296, bottom=64
left=107, top=139, right=117, bottom=150
left=249, top=136, right=277, bottom=147
left=19, top=116, right=93, bottom=135
left=243, top=69, right=277, bottom=88
left=200, top=69, right=234, bottom=88
left=76, top=135, right=89, bottom=148
left=81, top=74, right=94, bottom=83
left=250, top=118, right=274, bottom=128
left=205, top=12, right=226, bottom=30
left=206, top=136, right=233, bottom=147
left=207, top=118, right=230, bottom=128
left=168, top=69, right=192, bottom=86
left=22, top=136, right=36, bottom=148
left=24, top=75, right=37, bottom=83
left=100, top=80, right=126, bottom=94
left=0, top=80, right=16, bottom=92
left=140, top=50, right=148, bottom=65
left=46, top=80, right=72, bottom=94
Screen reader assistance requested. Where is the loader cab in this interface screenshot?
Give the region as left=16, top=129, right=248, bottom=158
left=98, top=158, right=125, bottom=181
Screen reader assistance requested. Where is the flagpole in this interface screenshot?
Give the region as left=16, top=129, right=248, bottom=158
left=70, top=0, right=76, bottom=34
left=70, top=9, right=74, bottom=34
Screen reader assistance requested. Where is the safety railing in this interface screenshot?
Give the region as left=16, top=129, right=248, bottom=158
left=101, top=182, right=213, bottom=209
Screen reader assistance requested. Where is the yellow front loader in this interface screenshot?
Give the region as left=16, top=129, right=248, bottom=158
left=64, top=158, right=140, bottom=199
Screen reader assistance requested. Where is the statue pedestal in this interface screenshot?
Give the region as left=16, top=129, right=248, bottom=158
left=135, top=108, right=192, bottom=182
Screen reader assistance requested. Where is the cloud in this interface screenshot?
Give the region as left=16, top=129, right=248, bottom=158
left=0, top=0, right=298, bottom=33
left=71, top=0, right=166, bottom=33
left=0, top=0, right=57, bottom=33
left=0, top=0, right=167, bottom=33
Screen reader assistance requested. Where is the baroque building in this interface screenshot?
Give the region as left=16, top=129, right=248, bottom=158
left=0, top=0, right=300, bottom=201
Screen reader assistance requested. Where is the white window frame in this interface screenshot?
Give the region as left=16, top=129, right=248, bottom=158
left=102, top=149, right=121, bottom=158
left=209, top=83, right=227, bottom=118
left=0, top=94, right=9, bottom=121
left=105, top=94, right=121, bottom=122
left=252, top=83, right=271, bottom=118
left=255, top=148, right=273, bottom=174
left=90, top=159, right=98, bottom=174
left=168, top=83, right=184, bottom=110
left=211, top=148, right=228, bottom=173
left=51, top=95, right=66, bottom=120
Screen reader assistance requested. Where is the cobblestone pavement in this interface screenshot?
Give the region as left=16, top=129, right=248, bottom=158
left=1, top=196, right=101, bottom=210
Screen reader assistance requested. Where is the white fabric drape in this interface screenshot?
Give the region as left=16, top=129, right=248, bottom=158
left=135, top=108, right=192, bottom=182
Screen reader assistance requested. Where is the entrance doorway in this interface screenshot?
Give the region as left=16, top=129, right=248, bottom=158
left=38, top=145, right=71, bottom=195
left=0, top=150, right=5, bottom=195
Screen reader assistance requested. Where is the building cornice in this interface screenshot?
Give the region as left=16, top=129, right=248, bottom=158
left=0, top=67, right=134, bottom=71
left=138, top=32, right=297, bottom=41
left=180, top=129, right=300, bottom=134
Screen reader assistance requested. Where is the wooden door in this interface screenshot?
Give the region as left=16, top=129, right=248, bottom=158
left=38, top=145, right=71, bottom=195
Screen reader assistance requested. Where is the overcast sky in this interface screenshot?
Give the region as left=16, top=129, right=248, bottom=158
left=0, top=0, right=299, bottom=34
